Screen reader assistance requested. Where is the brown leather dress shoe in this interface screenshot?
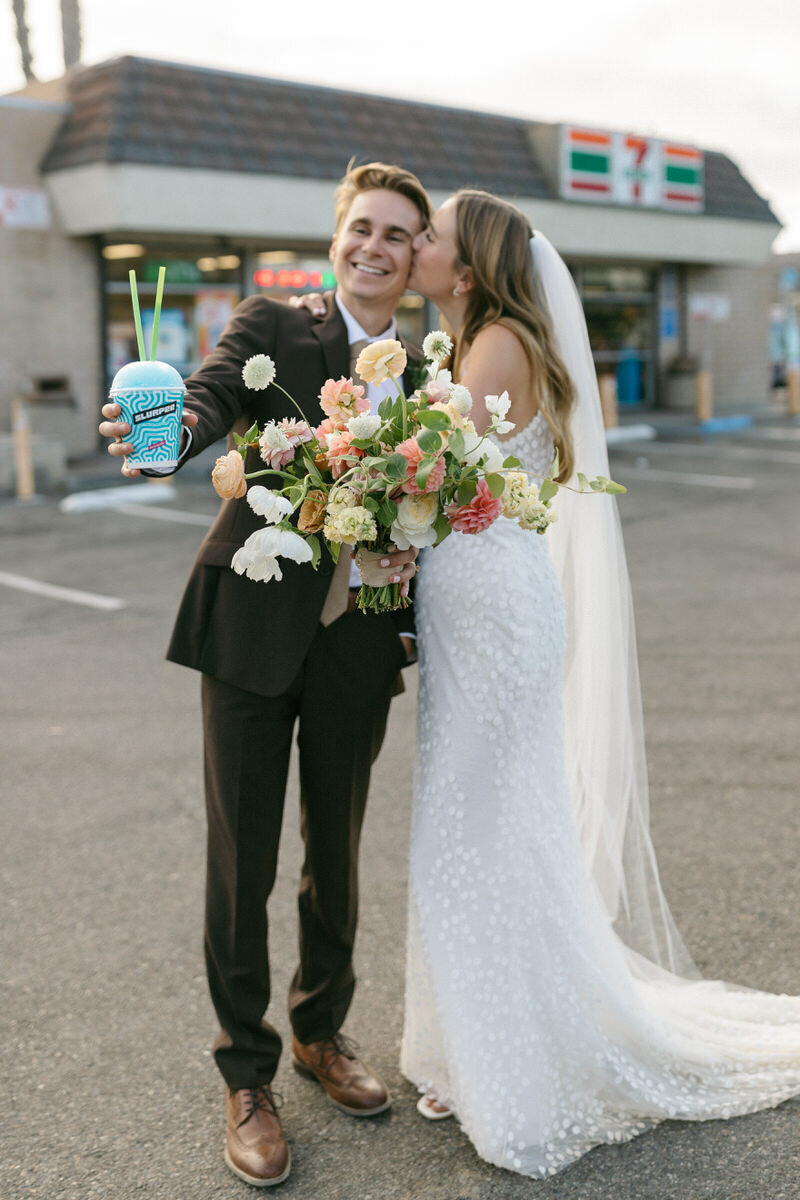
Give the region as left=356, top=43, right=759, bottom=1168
left=291, top=1033, right=391, bottom=1116
left=224, top=1085, right=291, bottom=1187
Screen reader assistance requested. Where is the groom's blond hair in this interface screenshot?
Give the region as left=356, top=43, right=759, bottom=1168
left=334, top=161, right=431, bottom=231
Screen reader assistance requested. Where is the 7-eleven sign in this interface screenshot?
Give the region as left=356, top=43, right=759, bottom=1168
left=560, top=127, right=704, bottom=212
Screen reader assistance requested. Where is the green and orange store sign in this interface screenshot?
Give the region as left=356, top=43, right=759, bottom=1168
left=560, top=126, right=704, bottom=212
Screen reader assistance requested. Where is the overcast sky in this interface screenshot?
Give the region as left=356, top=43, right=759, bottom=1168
left=3, top=0, right=799, bottom=250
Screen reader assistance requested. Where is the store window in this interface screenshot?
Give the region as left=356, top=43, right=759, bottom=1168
left=102, top=243, right=243, bottom=385
left=572, top=264, right=658, bottom=406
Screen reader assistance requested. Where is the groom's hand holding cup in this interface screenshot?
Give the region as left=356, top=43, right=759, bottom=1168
left=99, top=403, right=198, bottom=477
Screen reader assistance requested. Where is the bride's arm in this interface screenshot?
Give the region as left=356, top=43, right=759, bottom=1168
left=458, top=324, right=537, bottom=434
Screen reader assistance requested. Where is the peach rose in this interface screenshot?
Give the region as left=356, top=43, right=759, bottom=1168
left=326, top=429, right=364, bottom=479
left=297, top=489, right=328, bottom=533
left=396, top=436, right=446, bottom=495
left=446, top=478, right=503, bottom=534
left=318, top=376, right=369, bottom=423
left=211, top=450, right=247, bottom=500
left=355, top=339, right=407, bottom=384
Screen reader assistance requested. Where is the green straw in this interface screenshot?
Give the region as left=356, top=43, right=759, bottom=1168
left=128, top=270, right=146, bottom=362
left=149, top=265, right=166, bottom=361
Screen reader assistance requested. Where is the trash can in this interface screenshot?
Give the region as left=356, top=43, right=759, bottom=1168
left=664, top=355, right=700, bottom=411
left=616, top=349, right=641, bottom=406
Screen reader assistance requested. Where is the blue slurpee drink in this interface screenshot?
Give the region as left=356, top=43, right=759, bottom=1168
left=110, top=360, right=185, bottom=471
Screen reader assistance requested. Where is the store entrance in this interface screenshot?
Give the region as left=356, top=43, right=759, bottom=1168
left=572, top=264, right=658, bottom=407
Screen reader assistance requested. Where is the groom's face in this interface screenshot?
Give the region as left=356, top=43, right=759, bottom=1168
left=329, top=189, right=423, bottom=314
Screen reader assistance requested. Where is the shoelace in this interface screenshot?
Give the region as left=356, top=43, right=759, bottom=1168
left=235, top=1085, right=284, bottom=1127
left=312, top=1033, right=359, bottom=1071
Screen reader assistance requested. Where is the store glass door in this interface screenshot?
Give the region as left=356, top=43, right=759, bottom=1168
left=573, top=265, right=657, bottom=407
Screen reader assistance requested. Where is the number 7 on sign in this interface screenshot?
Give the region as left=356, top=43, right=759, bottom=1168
left=619, top=135, right=659, bottom=207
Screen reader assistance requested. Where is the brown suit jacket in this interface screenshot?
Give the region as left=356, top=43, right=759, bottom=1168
left=166, top=292, right=419, bottom=696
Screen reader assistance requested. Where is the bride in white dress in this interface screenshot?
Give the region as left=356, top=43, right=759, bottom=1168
left=400, top=190, right=800, bottom=1177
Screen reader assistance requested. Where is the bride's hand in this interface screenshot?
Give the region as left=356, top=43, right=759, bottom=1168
left=288, top=292, right=326, bottom=317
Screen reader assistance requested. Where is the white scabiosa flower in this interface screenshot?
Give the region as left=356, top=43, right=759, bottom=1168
left=450, top=384, right=473, bottom=415
left=242, top=354, right=276, bottom=390
left=346, top=413, right=382, bottom=440
left=422, top=330, right=453, bottom=363
left=246, top=486, right=294, bottom=524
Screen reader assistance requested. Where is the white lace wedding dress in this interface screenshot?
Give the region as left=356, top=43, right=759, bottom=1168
left=401, top=413, right=800, bottom=1178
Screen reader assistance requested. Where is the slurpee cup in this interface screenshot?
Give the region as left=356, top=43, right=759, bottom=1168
left=110, top=360, right=184, bottom=471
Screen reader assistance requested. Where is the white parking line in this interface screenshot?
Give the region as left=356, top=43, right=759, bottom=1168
left=0, top=571, right=126, bottom=611
left=116, top=503, right=214, bottom=527
left=614, top=467, right=754, bottom=490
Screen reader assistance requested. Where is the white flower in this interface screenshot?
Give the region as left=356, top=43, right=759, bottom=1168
left=259, top=422, right=292, bottom=453
left=390, top=492, right=439, bottom=550
left=324, top=505, right=378, bottom=545
left=422, top=330, right=453, bottom=363
left=246, top=486, right=293, bottom=524
left=501, top=471, right=531, bottom=519
left=242, top=354, right=276, bottom=390
left=485, top=390, right=515, bottom=435
left=327, top=484, right=359, bottom=513
left=347, top=413, right=382, bottom=440
left=230, top=524, right=312, bottom=583
left=518, top=494, right=556, bottom=534
left=461, top=431, right=505, bottom=475
left=450, top=384, right=473, bottom=415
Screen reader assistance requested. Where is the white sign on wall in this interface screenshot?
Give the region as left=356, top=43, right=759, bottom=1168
left=0, top=186, right=51, bottom=229
left=689, top=293, right=731, bottom=322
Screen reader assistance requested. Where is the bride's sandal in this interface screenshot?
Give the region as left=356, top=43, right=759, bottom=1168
left=416, top=1093, right=454, bottom=1120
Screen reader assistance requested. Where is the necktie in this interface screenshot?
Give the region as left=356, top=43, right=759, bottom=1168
left=319, top=338, right=371, bottom=626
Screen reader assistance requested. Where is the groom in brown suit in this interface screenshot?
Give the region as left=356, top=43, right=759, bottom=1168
left=100, top=163, right=431, bottom=1187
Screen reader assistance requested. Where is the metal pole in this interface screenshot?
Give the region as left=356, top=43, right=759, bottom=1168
left=12, top=397, right=35, bottom=501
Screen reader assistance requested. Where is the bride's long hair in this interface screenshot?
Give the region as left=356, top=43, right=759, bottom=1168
left=452, top=189, right=576, bottom=482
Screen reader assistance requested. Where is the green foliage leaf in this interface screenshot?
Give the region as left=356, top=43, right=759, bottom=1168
left=502, top=455, right=521, bottom=469
left=351, top=437, right=377, bottom=450
left=589, top=479, right=605, bottom=492
left=577, top=472, right=590, bottom=492
left=433, top=511, right=452, bottom=546
left=378, top=395, right=393, bottom=421
left=385, top=453, right=408, bottom=480
left=549, top=449, right=560, bottom=478
left=605, top=480, right=627, bottom=494
left=539, top=478, right=558, bottom=503
left=306, top=534, right=321, bottom=570
left=448, top=429, right=465, bottom=460
left=415, top=459, right=434, bottom=490
left=378, top=497, right=398, bottom=525
left=485, top=472, right=505, bottom=499
left=364, top=495, right=380, bottom=512
left=417, top=409, right=452, bottom=431
left=327, top=540, right=340, bottom=564
left=417, top=429, right=442, bottom=453
left=456, top=478, right=478, bottom=505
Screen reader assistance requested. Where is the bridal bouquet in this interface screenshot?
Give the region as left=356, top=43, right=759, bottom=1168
left=211, top=332, right=624, bottom=613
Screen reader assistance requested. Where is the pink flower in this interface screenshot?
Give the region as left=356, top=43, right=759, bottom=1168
left=326, top=429, right=364, bottom=479
left=422, top=378, right=452, bottom=404
left=397, top=436, right=446, bottom=495
left=446, top=478, right=503, bottom=534
left=278, top=418, right=313, bottom=445
left=313, top=417, right=338, bottom=446
left=319, top=376, right=369, bottom=423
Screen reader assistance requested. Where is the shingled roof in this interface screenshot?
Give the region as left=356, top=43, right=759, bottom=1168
left=40, top=56, right=777, bottom=225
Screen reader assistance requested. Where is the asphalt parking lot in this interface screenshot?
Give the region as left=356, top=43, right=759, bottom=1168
left=2, top=422, right=798, bottom=1199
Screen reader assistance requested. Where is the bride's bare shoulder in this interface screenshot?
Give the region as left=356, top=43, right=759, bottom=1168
left=469, top=322, right=527, bottom=361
